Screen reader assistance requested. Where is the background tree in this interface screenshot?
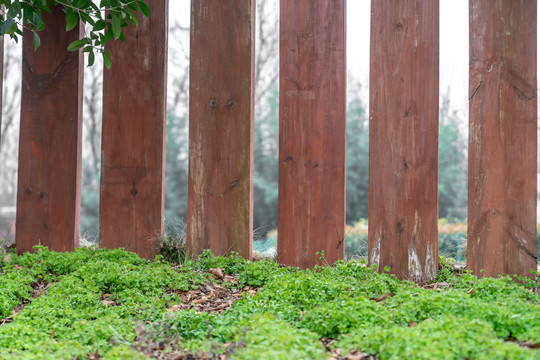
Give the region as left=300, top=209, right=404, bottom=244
left=253, top=87, right=279, bottom=234
left=163, top=111, right=189, bottom=230
left=0, top=38, right=20, bottom=243
left=345, top=79, right=370, bottom=224
left=438, top=92, right=468, bottom=220
left=80, top=54, right=102, bottom=237
left=0, top=38, right=20, bottom=207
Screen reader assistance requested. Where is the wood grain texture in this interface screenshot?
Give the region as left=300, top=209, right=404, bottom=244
left=277, top=0, right=346, bottom=269
left=187, top=0, right=255, bottom=259
left=100, top=0, right=168, bottom=259
left=468, top=0, right=537, bottom=277
left=16, top=7, right=83, bottom=253
left=368, top=0, right=439, bottom=281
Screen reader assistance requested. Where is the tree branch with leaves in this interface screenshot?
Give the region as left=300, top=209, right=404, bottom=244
left=0, top=0, right=150, bottom=68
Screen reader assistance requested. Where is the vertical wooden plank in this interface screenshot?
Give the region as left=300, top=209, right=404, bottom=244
left=277, top=0, right=346, bottom=268
left=100, top=1, right=168, bottom=259
left=187, top=0, right=255, bottom=259
left=468, top=0, right=537, bottom=277
left=368, top=1, right=439, bottom=281
left=16, top=7, right=83, bottom=253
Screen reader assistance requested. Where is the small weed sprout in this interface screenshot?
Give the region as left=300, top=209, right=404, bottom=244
left=157, top=222, right=190, bottom=264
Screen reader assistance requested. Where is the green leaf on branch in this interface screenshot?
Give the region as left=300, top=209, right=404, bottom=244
left=33, top=32, right=40, bottom=50
left=103, top=28, right=114, bottom=43
left=93, top=20, right=106, bottom=31
left=126, top=2, right=139, bottom=11
left=0, top=0, right=151, bottom=67
left=87, top=50, right=95, bottom=67
left=111, top=13, right=121, bottom=39
left=65, top=10, right=79, bottom=32
left=79, top=11, right=94, bottom=26
left=37, top=2, right=52, bottom=14
left=35, top=20, right=45, bottom=32
left=0, top=18, right=16, bottom=35
left=137, top=0, right=150, bottom=17
left=67, top=38, right=89, bottom=52
left=123, top=8, right=138, bottom=27
left=103, top=51, right=112, bottom=69
left=12, top=1, right=22, bottom=17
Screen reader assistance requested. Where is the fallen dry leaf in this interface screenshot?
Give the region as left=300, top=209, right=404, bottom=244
left=100, top=293, right=116, bottom=306
left=87, top=349, right=100, bottom=360
left=170, top=278, right=261, bottom=314
left=438, top=281, right=449, bottom=288
left=135, top=324, right=145, bottom=337
left=102, top=299, right=116, bottom=306
left=409, top=320, right=417, bottom=327
left=374, top=293, right=395, bottom=302
left=505, top=338, right=540, bottom=349
left=345, top=349, right=370, bottom=360
left=467, top=287, right=475, bottom=295
left=2, top=253, right=12, bottom=263
left=211, top=267, right=224, bottom=280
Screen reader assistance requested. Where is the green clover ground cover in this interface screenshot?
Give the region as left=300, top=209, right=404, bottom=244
left=0, top=247, right=539, bottom=359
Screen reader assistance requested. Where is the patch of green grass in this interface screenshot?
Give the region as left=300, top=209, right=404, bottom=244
left=102, top=344, right=147, bottom=360
left=0, top=247, right=539, bottom=359
left=336, top=315, right=538, bottom=360
left=299, top=294, right=391, bottom=338
left=230, top=313, right=326, bottom=360
left=0, top=247, right=210, bottom=358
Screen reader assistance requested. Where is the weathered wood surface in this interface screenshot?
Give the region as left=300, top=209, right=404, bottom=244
left=368, top=0, right=439, bottom=281
left=187, top=0, right=255, bottom=259
left=468, top=0, right=537, bottom=277
left=16, top=7, right=83, bottom=253
left=100, top=0, right=168, bottom=259
left=277, top=0, right=346, bottom=268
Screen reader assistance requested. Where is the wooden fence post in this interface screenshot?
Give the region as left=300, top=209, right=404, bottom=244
left=100, top=1, right=168, bottom=259
left=187, top=0, right=255, bottom=259
left=277, top=0, right=346, bottom=268
left=16, top=7, right=83, bottom=253
left=368, top=0, right=439, bottom=281
left=468, top=0, right=537, bottom=277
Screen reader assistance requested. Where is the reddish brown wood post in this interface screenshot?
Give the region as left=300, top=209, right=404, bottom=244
left=277, top=0, right=346, bottom=268
left=187, top=0, right=255, bottom=259
left=368, top=1, right=439, bottom=281
left=16, top=7, right=83, bottom=253
left=100, top=1, right=168, bottom=259
left=468, top=0, right=537, bottom=277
